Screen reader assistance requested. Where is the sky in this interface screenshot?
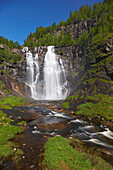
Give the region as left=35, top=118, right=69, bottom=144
left=0, top=0, right=103, bottom=45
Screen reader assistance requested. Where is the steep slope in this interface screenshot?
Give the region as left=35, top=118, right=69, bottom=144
left=0, top=37, right=25, bottom=97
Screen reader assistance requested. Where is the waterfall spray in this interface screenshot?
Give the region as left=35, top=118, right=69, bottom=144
left=25, top=46, right=68, bottom=100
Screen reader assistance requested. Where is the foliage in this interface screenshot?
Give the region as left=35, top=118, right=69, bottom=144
left=24, top=0, right=113, bottom=47
left=61, top=101, right=70, bottom=109
left=0, top=110, right=23, bottom=158
left=0, top=80, right=11, bottom=95
left=24, top=30, right=75, bottom=47
left=42, top=136, right=93, bottom=170
left=0, top=96, right=27, bottom=109
left=0, top=36, right=21, bottom=49
left=42, top=136, right=112, bottom=170
left=0, top=48, right=21, bottom=64
left=75, top=1, right=113, bottom=47
left=17, top=120, right=27, bottom=126
left=76, top=94, right=113, bottom=121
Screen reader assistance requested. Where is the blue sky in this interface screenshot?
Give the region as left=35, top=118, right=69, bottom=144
left=0, top=0, right=103, bottom=45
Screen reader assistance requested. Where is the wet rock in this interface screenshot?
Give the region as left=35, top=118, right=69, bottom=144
left=37, top=122, right=71, bottom=130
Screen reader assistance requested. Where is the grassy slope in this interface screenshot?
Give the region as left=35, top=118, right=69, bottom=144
left=61, top=34, right=113, bottom=126
left=41, top=136, right=112, bottom=170
left=0, top=96, right=28, bottom=163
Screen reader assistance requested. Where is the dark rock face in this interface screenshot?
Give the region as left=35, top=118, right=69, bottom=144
left=0, top=72, right=25, bottom=97
left=51, top=18, right=97, bottom=40
left=55, top=46, right=85, bottom=92
left=17, top=59, right=26, bottom=82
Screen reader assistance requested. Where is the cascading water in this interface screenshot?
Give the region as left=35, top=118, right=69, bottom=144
left=44, top=46, right=67, bottom=100
left=25, top=46, right=68, bottom=100
left=26, top=51, right=40, bottom=99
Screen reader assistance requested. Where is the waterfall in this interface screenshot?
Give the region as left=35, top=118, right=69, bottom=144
left=25, top=46, right=68, bottom=100
left=26, top=51, right=40, bottom=100
left=44, top=46, right=67, bottom=100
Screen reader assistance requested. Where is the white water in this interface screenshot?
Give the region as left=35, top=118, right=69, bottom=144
left=44, top=46, right=67, bottom=100
left=25, top=46, right=68, bottom=100
left=26, top=51, right=40, bottom=99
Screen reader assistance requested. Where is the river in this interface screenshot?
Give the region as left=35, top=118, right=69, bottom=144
left=1, top=101, right=113, bottom=169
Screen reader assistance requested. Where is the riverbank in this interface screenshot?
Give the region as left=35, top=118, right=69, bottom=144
left=40, top=136, right=112, bottom=170
left=61, top=93, right=113, bottom=131
left=0, top=96, right=113, bottom=169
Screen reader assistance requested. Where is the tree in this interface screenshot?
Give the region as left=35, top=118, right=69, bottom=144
left=51, top=22, right=56, bottom=29
left=69, top=10, right=73, bottom=17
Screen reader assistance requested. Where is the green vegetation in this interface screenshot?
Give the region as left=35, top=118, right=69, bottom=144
left=0, top=36, right=21, bottom=49
left=67, top=94, right=79, bottom=100
left=61, top=101, right=70, bottom=109
left=17, top=120, right=27, bottom=126
left=0, top=96, right=27, bottom=162
left=42, top=136, right=92, bottom=170
left=0, top=48, right=21, bottom=64
left=42, top=136, right=112, bottom=170
left=76, top=94, right=113, bottom=122
left=24, top=30, right=75, bottom=47
left=75, top=0, right=113, bottom=48
left=24, top=0, right=113, bottom=48
left=0, top=110, right=23, bottom=160
left=0, top=96, right=27, bottom=109
left=0, top=80, right=11, bottom=95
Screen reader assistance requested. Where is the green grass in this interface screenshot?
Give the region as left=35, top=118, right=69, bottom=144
left=76, top=94, right=113, bottom=122
left=42, top=136, right=93, bottom=170
left=0, top=96, right=27, bottom=109
left=0, top=110, right=23, bottom=160
left=17, top=120, right=27, bottom=126
left=61, top=102, right=70, bottom=109
left=42, top=136, right=112, bottom=170
left=67, top=94, right=79, bottom=100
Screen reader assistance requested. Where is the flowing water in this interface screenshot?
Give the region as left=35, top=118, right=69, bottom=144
left=25, top=46, right=68, bottom=100
left=44, top=46, right=67, bottom=100
left=1, top=105, right=113, bottom=169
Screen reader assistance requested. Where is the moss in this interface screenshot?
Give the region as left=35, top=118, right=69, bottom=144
left=17, top=120, right=27, bottom=126
left=0, top=145, right=14, bottom=157
left=67, top=94, right=79, bottom=100
left=61, top=102, right=70, bottom=109
left=13, top=149, right=24, bottom=163
left=76, top=94, right=113, bottom=122
left=111, top=86, right=113, bottom=91
left=0, top=96, right=27, bottom=109
left=42, top=136, right=112, bottom=170
left=0, top=110, right=23, bottom=160
left=42, top=136, right=93, bottom=170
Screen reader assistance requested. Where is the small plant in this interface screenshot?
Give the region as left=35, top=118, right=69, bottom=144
left=61, top=101, right=70, bottom=109
left=17, top=121, right=27, bottom=126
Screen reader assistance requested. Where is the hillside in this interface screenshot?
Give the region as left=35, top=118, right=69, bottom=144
left=0, top=0, right=113, bottom=125
left=0, top=0, right=113, bottom=169
left=0, top=37, right=24, bottom=97
left=24, top=0, right=113, bottom=48
left=22, top=0, right=113, bottom=126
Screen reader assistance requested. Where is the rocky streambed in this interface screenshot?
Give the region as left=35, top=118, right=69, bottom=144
left=1, top=101, right=113, bottom=169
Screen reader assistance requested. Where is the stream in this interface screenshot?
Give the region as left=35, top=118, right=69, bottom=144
left=1, top=102, right=113, bottom=169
